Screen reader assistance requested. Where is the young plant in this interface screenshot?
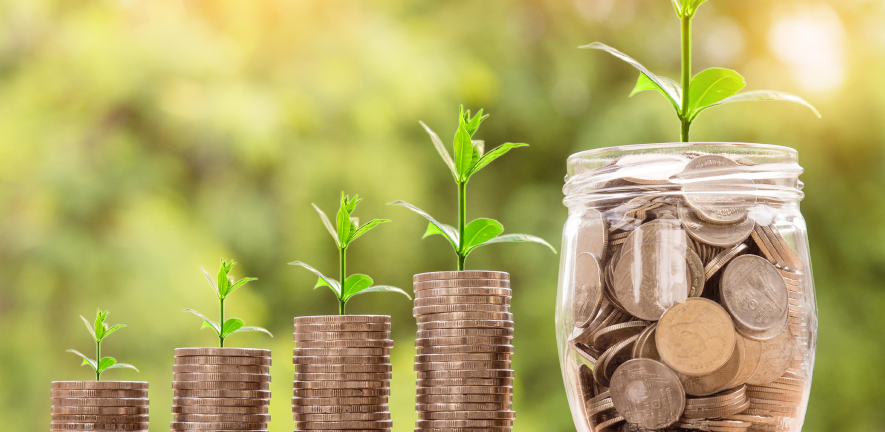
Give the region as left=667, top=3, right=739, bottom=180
left=289, top=193, right=411, bottom=315
left=390, top=106, right=556, bottom=270
left=184, top=259, right=272, bottom=347
left=582, top=0, right=820, bottom=142
left=67, top=310, right=138, bottom=381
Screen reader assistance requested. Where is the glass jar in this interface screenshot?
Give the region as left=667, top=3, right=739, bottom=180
left=555, top=143, right=816, bottom=432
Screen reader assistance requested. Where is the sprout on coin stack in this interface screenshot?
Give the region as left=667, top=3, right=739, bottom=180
left=289, top=193, right=409, bottom=432
left=53, top=310, right=148, bottom=432
left=391, top=107, right=555, bottom=432
left=170, top=260, right=273, bottom=432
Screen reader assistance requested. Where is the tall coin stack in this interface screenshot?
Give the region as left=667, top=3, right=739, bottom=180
left=293, top=315, right=394, bottom=431
left=413, top=271, right=515, bottom=432
left=170, top=348, right=272, bottom=432
left=51, top=381, right=149, bottom=432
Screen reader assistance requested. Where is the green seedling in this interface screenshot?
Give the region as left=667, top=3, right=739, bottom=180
left=290, top=193, right=411, bottom=315
left=67, top=309, right=138, bottom=381
left=184, top=259, right=272, bottom=347
left=390, top=106, right=556, bottom=270
left=583, top=0, right=820, bottom=142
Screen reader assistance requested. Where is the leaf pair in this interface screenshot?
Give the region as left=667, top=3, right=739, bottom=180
left=583, top=43, right=820, bottom=124
left=388, top=201, right=556, bottom=263
left=314, top=194, right=389, bottom=250
left=421, top=106, right=527, bottom=185
left=67, top=349, right=138, bottom=375
left=288, top=261, right=411, bottom=305
left=81, top=309, right=126, bottom=344
left=201, top=258, right=257, bottom=300
left=672, top=0, right=709, bottom=17
left=183, top=309, right=273, bottom=339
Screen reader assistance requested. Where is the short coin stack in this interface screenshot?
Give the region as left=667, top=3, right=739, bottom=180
left=171, top=348, right=271, bottom=432
left=293, top=315, right=393, bottom=431
left=413, top=271, right=515, bottom=432
left=51, top=381, right=149, bottom=432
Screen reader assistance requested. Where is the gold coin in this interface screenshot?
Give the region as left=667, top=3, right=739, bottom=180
left=727, top=335, right=762, bottom=389
left=657, top=298, right=736, bottom=376
left=746, top=329, right=798, bottom=385
left=51, top=382, right=148, bottom=390
left=172, top=397, right=268, bottom=407
left=174, top=348, right=270, bottom=358
left=415, top=287, right=512, bottom=298
left=413, top=271, right=509, bottom=282
left=52, top=398, right=149, bottom=407
left=294, top=315, right=390, bottom=324
left=679, top=332, right=745, bottom=396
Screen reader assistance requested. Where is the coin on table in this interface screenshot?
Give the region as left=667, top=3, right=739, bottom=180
left=679, top=155, right=755, bottom=224
left=657, top=298, right=736, bottom=376
left=679, top=204, right=754, bottom=248
left=720, top=255, right=789, bottom=337
left=574, top=252, right=605, bottom=328
left=679, top=331, right=744, bottom=396
left=414, top=271, right=509, bottom=282
left=609, top=358, right=685, bottom=430
left=613, top=242, right=690, bottom=321
left=746, top=328, right=798, bottom=385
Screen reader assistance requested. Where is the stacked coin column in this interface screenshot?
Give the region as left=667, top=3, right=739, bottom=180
left=413, top=271, right=515, bottom=431
left=51, top=381, right=149, bottom=432
left=170, top=348, right=272, bottom=432
left=293, top=315, right=393, bottom=431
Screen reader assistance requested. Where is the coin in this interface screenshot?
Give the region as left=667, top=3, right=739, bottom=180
left=294, top=412, right=391, bottom=421
left=746, top=328, right=798, bottom=385
left=169, top=422, right=265, bottom=430
left=417, top=328, right=513, bottom=338
left=292, top=387, right=390, bottom=398
left=294, top=339, right=393, bottom=349
left=592, top=321, right=648, bottom=352
left=679, top=333, right=744, bottom=396
left=413, top=304, right=510, bottom=315
left=414, top=280, right=512, bottom=291
left=172, top=373, right=271, bottom=382
left=657, top=298, right=736, bottom=376
left=613, top=241, right=690, bottom=321
left=293, top=322, right=391, bottom=332
left=682, top=398, right=751, bottom=419
left=685, top=386, right=746, bottom=407
left=415, top=353, right=511, bottom=363
left=293, top=355, right=388, bottom=365
left=294, top=315, right=390, bottom=324
left=416, top=386, right=513, bottom=395
left=294, top=372, right=392, bottom=381
left=51, top=398, right=149, bottom=407
left=52, top=406, right=149, bottom=415
left=419, top=410, right=515, bottom=420
left=291, top=396, right=387, bottom=405
left=291, top=404, right=388, bottom=414
left=416, top=402, right=512, bottom=412
left=576, top=208, right=609, bottom=261
left=418, top=319, right=514, bottom=330
left=632, top=322, right=661, bottom=361
left=51, top=414, right=149, bottom=422
left=173, top=389, right=270, bottom=398
left=414, top=419, right=513, bottom=428
left=51, top=423, right=148, bottom=431
left=296, top=420, right=393, bottom=429
left=415, top=336, right=512, bottom=346
left=595, top=334, right=640, bottom=388
left=416, top=312, right=513, bottom=322
left=174, top=347, right=270, bottom=357
left=172, top=381, right=268, bottom=390
left=417, top=378, right=513, bottom=387
left=727, top=335, right=762, bottom=389
left=293, top=380, right=386, bottom=389
left=414, top=271, right=509, bottom=282
left=416, top=393, right=512, bottom=404
left=295, top=363, right=392, bottom=373
left=293, top=347, right=390, bottom=357
left=574, top=252, right=604, bottom=328
left=679, top=204, right=754, bottom=248
left=679, top=155, right=754, bottom=224
left=172, top=413, right=270, bottom=422
left=414, top=361, right=511, bottom=371
left=293, top=331, right=390, bottom=341
left=609, top=358, right=685, bottom=429
left=51, top=390, right=148, bottom=398
left=172, top=405, right=267, bottom=414
left=418, top=369, right=514, bottom=379
left=172, top=397, right=268, bottom=406
left=705, top=243, right=749, bottom=280
left=51, top=382, right=148, bottom=390
left=172, top=364, right=270, bottom=374
left=174, top=355, right=271, bottom=366
left=720, top=255, right=789, bottom=336
left=415, top=296, right=511, bottom=306
left=416, top=287, right=513, bottom=298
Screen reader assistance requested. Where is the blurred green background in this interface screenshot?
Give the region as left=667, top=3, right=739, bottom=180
left=1, top=0, right=882, bottom=431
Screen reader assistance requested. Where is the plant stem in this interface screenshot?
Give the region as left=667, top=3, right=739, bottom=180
left=680, top=13, right=693, bottom=142
left=219, top=297, right=225, bottom=348
left=339, top=247, right=347, bottom=315
left=457, top=181, right=467, bottom=271
left=95, top=339, right=101, bottom=381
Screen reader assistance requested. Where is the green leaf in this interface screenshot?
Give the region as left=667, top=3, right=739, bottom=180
left=97, top=357, right=116, bottom=373
left=347, top=285, right=412, bottom=301
left=461, top=219, right=505, bottom=253
left=342, top=274, right=374, bottom=299
left=630, top=74, right=683, bottom=112
left=103, top=363, right=139, bottom=373
left=312, top=203, right=340, bottom=247
left=221, top=318, right=245, bottom=338
left=288, top=261, right=341, bottom=297
left=67, top=349, right=97, bottom=371
left=468, top=143, right=528, bottom=177
left=419, top=121, right=458, bottom=180
left=183, top=309, right=221, bottom=335
left=200, top=266, right=220, bottom=298
left=348, top=219, right=390, bottom=244
left=471, top=233, right=558, bottom=254
left=230, top=326, right=273, bottom=338
left=93, top=310, right=106, bottom=341
left=453, top=119, right=474, bottom=182
left=80, top=316, right=96, bottom=342
left=217, top=259, right=234, bottom=298
left=388, top=201, right=459, bottom=249
left=227, top=277, right=257, bottom=297
left=337, top=193, right=355, bottom=246
left=423, top=222, right=460, bottom=247
left=581, top=43, right=682, bottom=110
left=687, top=68, right=745, bottom=117
left=691, top=90, right=821, bottom=121
left=102, top=324, right=126, bottom=340
left=465, top=109, right=488, bottom=136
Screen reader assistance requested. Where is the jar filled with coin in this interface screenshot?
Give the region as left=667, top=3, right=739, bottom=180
left=555, top=143, right=816, bottom=432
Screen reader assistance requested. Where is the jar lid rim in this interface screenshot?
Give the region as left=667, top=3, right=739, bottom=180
left=568, top=142, right=797, bottom=163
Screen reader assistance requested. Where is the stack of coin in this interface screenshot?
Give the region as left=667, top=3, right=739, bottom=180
left=51, top=381, right=149, bottom=432
left=561, top=153, right=816, bottom=432
left=413, top=271, right=515, bottom=432
left=293, top=315, right=393, bottom=431
left=170, top=348, right=271, bottom=432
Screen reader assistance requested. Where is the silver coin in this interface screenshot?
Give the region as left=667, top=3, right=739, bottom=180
left=679, top=204, right=754, bottom=247
left=574, top=253, right=604, bottom=328
left=679, top=155, right=755, bottom=224
left=720, top=255, right=789, bottom=335
left=609, top=358, right=685, bottom=429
